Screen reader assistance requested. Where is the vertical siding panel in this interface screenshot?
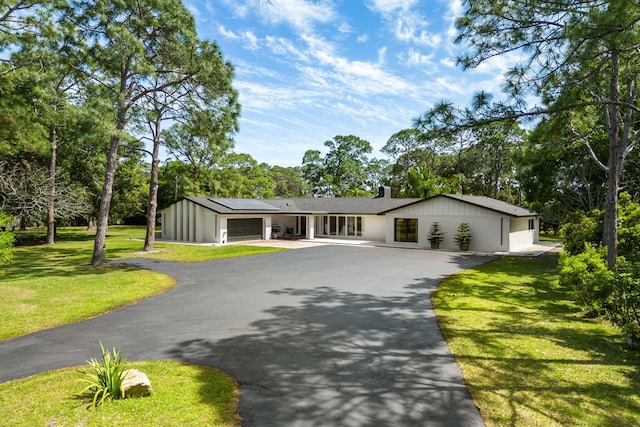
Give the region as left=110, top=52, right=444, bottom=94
left=182, top=200, right=188, bottom=242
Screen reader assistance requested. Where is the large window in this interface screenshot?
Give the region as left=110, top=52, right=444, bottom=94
left=395, top=218, right=418, bottom=243
left=316, top=215, right=363, bottom=237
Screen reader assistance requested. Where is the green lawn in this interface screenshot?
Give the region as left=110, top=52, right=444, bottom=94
left=0, top=360, right=240, bottom=427
left=1, top=226, right=286, bottom=340
left=0, top=225, right=288, bottom=426
left=433, top=253, right=640, bottom=427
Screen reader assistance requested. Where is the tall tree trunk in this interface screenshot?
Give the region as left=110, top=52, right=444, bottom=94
left=143, top=115, right=162, bottom=252
left=46, top=117, right=57, bottom=245
left=90, top=110, right=126, bottom=266
left=602, top=49, right=622, bottom=270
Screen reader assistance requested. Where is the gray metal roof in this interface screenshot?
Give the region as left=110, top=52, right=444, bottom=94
left=442, top=194, right=537, bottom=217
left=380, top=194, right=537, bottom=217
left=180, top=194, right=536, bottom=217
left=263, top=197, right=422, bottom=215
left=182, top=196, right=421, bottom=215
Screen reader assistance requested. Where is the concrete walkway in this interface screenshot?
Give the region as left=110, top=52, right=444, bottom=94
left=0, top=245, right=493, bottom=426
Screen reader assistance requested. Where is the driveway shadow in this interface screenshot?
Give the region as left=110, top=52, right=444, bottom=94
left=168, top=280, right=484, bottom=426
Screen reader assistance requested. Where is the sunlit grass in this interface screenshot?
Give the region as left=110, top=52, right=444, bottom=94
left=0, top=360, right=240, bottom=427
left=0, top=226, right=286, bottom=339
left=433, top=254, right=640, bottom=427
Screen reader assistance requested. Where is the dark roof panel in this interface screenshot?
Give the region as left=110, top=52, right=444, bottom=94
left=210, top=198, right=279, bottom=211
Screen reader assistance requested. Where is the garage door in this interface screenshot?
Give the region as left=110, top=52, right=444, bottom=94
left=227, top=218, right=263, bottom=242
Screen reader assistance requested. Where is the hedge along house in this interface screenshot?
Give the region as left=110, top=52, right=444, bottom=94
left=160, top=187, right=539, bottom=253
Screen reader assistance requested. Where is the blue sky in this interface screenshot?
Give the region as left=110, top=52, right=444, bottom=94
left=184, top=0, right=513, bottom=167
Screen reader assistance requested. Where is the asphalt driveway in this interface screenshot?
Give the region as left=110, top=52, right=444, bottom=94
left=0, top=245, right=492, bottom=426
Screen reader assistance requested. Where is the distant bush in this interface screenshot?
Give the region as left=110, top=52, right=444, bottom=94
left=560, top=209, right=603, bottom=256
left=559, top=194, right=640, bottom=340
left=559, top=246, right=613, bottom=315
left=605, top=260, right=640, bottom=340
left=618, top=193, right=640, bottom=263
left=0, top=212, right=15, bottom=264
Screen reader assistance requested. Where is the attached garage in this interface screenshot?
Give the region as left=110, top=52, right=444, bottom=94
left=227, top=218, right=263, bottom=242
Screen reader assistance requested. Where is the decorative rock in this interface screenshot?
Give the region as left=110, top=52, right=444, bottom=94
left=121, top=369, right=153, bottom=398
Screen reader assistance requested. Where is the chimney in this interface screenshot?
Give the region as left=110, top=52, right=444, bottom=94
left=375, top=185, right=392, bottom=199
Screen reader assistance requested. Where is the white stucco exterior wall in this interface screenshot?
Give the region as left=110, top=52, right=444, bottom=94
left=385, top=197, right=512, bottom=253
left=508, top=217, right=539, bottom=251
left=362, top=215, right=386, bottom=241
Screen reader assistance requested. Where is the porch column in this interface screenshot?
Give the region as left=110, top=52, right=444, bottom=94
left=307, top=215, right=315, bottom=240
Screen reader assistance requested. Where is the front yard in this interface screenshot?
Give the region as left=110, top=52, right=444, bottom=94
left=434, top=253, right=640, bottom=426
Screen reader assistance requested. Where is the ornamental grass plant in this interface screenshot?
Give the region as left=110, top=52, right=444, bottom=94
left=80, top=342, right=128, bottom=408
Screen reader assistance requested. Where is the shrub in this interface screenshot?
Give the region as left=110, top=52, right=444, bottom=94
left=80, top=342, right=128, bottom=407
left=559, top=245, right=613, bottom=315
left=454, top=223, right=472, bottom=247
left=618, top=193, right=640, bottom=263
left=560, top=209, right=603, bottom=255
left=605, top=260, right=640, bottom=339
left=0, top=211, right=14, bottom=264
left=428, top=222, right=444, bottom=247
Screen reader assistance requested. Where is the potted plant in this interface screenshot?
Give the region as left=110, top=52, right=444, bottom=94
left=271, top=221, right=281, bottom=239
left=454, top=222, right=472, bottom=251
left=427, top=222, right=445, bottom=249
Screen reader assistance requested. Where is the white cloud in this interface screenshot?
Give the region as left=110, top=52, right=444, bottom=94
left=405, top=48, right=435, bottom=66
left=337, top=22, right=352, bottom=34
left=299, top=34, right=415, bottom=96
left=218, top=0, right=249, bottom=19
left=357, top=33, right=369, bottom=43
left=365, top=0, right=419, bottom=14
left=218, top=25, right=240, bottom=40
left=377, top=47, right=387, bottom=64
left=440, top=56, right=457, bottom=68
left=394, top=16, right=442, bottom=48
left=257, top=0, right=338, bottom=31
left=445, top=0, right=464, bottom=39
left=218, top=26, right=260, bottom=50
left=243, top=31, right=259, bottom=50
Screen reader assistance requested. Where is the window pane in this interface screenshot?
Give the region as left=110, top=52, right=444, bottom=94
left=406, top=219, right=418, bottom=242
left=330, top=216, right=337, bottom=235
left=395, top=218, right=418, bottom=242
left=337, top=216, right=345, bottom=235
left=347, top=216, right=355, bottom=236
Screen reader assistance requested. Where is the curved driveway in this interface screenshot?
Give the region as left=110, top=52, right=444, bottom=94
left=0, top=245, right=492, bottom=426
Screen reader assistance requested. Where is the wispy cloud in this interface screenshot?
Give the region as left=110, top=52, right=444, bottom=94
left=365, top=0, right=441, bottom=48
left=365, top=0, right=419, bottom=14
left=218, top=26, right=260, bottom=50
left=195, top=0, right=512, bottom=166
left=393, top=15, right=442, bottom=48
left=301, top=34, right=414, bottom=95
left=404, top=48, right=435, bottom=66
left=255, top=0, right=338, bottom=31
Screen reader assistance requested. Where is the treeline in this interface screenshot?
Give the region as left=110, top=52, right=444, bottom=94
left=2, top=1, right=640, bottom=274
